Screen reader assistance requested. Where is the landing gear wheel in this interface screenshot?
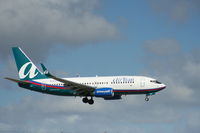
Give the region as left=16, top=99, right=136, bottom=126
left=88, top=99, right=94, bottom=105
left=82, top=97, right=88, bottom=103
left=145, top=97, right=149, bottom=101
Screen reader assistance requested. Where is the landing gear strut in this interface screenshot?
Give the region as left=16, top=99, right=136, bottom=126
left=82, top=97, right=94, bottom=105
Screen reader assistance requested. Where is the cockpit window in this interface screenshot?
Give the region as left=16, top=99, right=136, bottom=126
left=155, top=80, right=162, bottom=84
left=150, top=80, right=162, bottom=84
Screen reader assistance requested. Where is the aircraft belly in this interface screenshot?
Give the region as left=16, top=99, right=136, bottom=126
left=113, top=88, right=163, bottom=95
left=19, top=83, right=76, bottom=96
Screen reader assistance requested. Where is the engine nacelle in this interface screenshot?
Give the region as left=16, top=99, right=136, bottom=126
left=94, top=88, right=113, bottom=97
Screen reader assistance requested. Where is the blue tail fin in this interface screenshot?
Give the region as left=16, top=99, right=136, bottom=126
left=12, top=47, right=47, bottom=80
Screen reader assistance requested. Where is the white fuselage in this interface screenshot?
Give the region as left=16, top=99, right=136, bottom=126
left=35, top=76, right=166, bottom=94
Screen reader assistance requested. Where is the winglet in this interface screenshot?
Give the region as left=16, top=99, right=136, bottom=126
left=40, top=63, right=52, bottom=77
left=40, top=63, right=47, bottom=72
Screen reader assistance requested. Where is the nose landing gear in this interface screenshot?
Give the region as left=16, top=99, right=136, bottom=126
left=82, top=97, right=94, bottom=105
left=145, top=96, right=149, bottom=101
left=145, top=92, right=156, bottom=101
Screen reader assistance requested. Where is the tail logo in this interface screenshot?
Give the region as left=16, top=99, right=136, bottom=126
left=19, top=62, right=38, bottom=79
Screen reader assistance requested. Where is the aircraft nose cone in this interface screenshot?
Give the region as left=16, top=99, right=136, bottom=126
left=162, top=84, right=166, bottom=89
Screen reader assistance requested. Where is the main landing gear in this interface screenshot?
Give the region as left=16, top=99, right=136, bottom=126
left=82, top=97, right=94, bottom=105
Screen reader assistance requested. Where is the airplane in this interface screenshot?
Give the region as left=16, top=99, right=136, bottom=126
left=5, top=47, right=166, bottom=105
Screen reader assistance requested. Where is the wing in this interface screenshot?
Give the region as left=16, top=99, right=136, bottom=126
left=40, top=64, right=96, bottom=96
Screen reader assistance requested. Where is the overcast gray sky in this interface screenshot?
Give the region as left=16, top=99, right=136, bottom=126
left=0, top=0, right=200, bottom=133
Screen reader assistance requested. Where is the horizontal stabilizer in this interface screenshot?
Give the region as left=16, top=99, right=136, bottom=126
left=4, top=77, right=30, bottom=84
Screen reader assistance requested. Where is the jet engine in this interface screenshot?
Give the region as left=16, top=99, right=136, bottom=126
left=94, top=88, right=113, bottom=97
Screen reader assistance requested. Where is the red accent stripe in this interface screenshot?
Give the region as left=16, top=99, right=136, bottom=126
left=25, top=80, right=165, bottom=92
left=113, top=87, right=164, bottom=93
left=26, top=80, right=70, bottom=90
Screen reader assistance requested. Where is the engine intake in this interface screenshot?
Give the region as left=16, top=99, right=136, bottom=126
left=94, top=88, right=113, bottom=97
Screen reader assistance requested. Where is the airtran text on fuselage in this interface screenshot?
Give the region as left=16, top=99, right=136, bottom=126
left=112, top=77, right=134, bottom=83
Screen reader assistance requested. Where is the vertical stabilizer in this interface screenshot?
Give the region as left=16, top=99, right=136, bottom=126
left=12, top=47, right=47, bottom=80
